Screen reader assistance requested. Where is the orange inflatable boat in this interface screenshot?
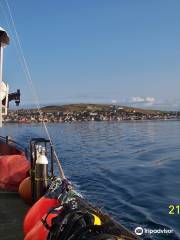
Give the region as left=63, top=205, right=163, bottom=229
left=0, top=138, right=30, bottom=191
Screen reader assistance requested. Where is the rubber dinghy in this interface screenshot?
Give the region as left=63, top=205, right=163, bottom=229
left=0, top=137, right=29, bottom=191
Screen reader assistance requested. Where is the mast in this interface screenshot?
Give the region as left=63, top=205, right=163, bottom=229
left=0, top=27, right=10, bottom=127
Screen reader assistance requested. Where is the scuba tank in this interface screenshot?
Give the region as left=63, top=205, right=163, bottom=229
left=24, top=139, right=59, bottom=236
left=34, top=146, right=49, bottom=201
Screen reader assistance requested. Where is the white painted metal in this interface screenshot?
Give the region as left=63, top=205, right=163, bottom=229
left=0, top=27, right=10, bottom=127
left=0, top=81, right=7, bottom=100
left=0, top=44, right=3, bottom=127
left=4, top=84, right=9, bottom=116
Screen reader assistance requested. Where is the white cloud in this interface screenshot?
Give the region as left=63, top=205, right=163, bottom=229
left=112, top=99, right=117, bottom=104
left=131, top=97, right=145, bottom=103
left=131, top=96, right=156, bottom=105
left=119, top=97, right=180, bottom=110
left=145, top=97, right=156, bottom=104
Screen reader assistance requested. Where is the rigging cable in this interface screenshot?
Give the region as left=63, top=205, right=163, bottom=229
left=1, top=0, right=65, bottom=180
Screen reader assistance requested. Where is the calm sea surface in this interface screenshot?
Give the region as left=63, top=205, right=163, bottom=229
left=1, top=121, right=180, bottom=240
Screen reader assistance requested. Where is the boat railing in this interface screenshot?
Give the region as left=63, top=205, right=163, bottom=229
left=0, top=135, right=29, bottom=157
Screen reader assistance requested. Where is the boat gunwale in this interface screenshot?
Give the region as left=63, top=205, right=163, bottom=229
left=0, top=135, right=28, bottom=157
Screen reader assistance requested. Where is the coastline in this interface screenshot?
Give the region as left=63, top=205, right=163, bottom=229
left=3, top=118, right=180, bottom=125
left=4, top=103, right=180, bottom=124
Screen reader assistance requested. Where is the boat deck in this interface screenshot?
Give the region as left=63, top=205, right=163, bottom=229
left=0, top=191, right=28, bottom=240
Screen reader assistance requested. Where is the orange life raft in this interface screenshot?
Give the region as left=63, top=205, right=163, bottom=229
left=23, top=196, right=58, bottom=235
left=0, top=142, right=30, bottom=191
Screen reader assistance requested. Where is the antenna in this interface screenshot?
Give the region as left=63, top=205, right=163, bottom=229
left=0, top=27, right=10, bottom=127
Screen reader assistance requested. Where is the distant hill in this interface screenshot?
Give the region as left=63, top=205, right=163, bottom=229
left=39, top=103, right=167, bottom=115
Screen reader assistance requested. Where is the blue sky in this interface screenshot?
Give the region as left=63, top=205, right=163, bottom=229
left=0, top=0, right=180, bottom=110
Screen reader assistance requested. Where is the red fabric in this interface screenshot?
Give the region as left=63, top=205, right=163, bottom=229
left=0, top=154, right=30, bottom=191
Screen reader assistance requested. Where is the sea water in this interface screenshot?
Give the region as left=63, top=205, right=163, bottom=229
left=1, top=121, right=180, bottom=240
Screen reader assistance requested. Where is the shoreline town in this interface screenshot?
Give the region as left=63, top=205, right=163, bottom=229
left=4, top=104, right=180, bottom=124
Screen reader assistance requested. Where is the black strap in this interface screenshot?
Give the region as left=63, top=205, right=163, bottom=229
left=41, top=204, right=63, bottom=230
